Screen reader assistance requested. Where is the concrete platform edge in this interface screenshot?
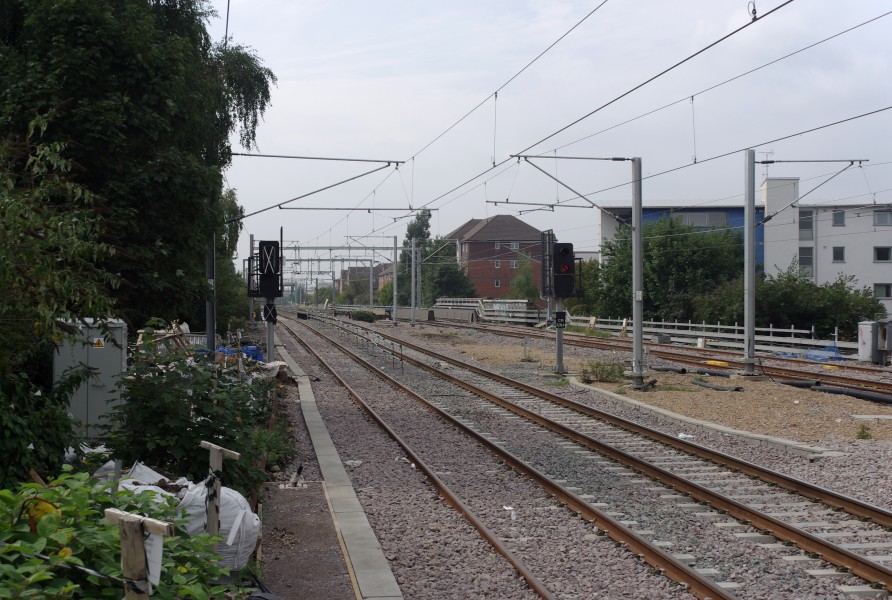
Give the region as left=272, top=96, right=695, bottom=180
left=277, top=338, right=403, bottom=599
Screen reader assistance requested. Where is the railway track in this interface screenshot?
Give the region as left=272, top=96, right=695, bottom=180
left=289, top=312, right=892, bottom=597
left=392, top=318, right=892, bottom=399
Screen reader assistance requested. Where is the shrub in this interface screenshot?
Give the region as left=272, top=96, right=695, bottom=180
left=102, top=336, right=274, bottom=495
left=351, top=310, right=377, bottom=323
left=580, top=360, right=625, bottom=383
left=0, top=468, right=230, bottom=599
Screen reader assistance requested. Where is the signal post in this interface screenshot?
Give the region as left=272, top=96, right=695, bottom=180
left=551, top=242, right=576, bottom=374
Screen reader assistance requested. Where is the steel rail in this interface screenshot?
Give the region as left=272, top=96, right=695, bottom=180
left=280, top=320, right=558, bottom=600
left=288, top=316, right=735, bottom=600
left=402, top=319, right=892, bottom=394
left=359, top=321, right=892, bottom=523
left=324, top=317, right=892, bottom=591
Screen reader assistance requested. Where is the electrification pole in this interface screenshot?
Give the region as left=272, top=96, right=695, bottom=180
left=744, top=149, right=757, bottom=375
left=631, top=157, right=645, bottom=389
left=411, top=237, right=416, bottom=326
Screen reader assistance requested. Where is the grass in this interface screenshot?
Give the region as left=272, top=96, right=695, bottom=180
left=565, top=325, right=614, bottom=338
left=580, top=360, right=626, bottom=384
left=857, top=424, right=873, bottom=440
left=653, top=384, right=698, bottom=392
left=547, top=377, right=570, bottom=387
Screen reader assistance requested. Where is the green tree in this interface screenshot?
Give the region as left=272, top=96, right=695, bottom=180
left=210, top=189, right=248, bottom=334
left=596, top=217, right=743, bottom=320
left=399, top=210, right=432, bottom=305
left=565, top=259, right=601, bottom=314
left=690, top=261, right=885, bottom=339
left=378, top=280, right=394, bottom=306
left=0, top=0, right=276, bottom=329
left=0, top=119, right=119, bottom=486
left=422, top=240, right=476, bottom=303
left=506, top=253, right=539, bottom=303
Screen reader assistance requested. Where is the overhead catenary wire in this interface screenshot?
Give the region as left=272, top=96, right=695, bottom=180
left=228, top=163, right=393, bottom=224
left=516, top=0, right=796, bottom=155
left=547, top=106, right=892, bottom=207
left=548, top=9, right=892, bottom=153
left=408, top=0, right=611, bottom=161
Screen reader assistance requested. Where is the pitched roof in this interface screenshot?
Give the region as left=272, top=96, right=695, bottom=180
left=444, top=214, right=542, bottom=242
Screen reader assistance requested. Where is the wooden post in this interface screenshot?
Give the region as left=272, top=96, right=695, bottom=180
left=199, top=440, right=241, bottom=537
left=105, top=508, right=173, bottom=599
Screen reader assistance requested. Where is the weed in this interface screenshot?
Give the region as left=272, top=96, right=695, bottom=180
left=856, top=424, right=873, bottom=440
left=580, top=360, right=625, bottom=383
left=654, top=384, right=697, bottom=392
left=547, top=377, right=570, bottom=387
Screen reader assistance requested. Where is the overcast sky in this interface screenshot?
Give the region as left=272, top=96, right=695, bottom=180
left=205, top=1, right=892, bottom=270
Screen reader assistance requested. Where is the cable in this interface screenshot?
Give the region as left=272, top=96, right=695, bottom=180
left=562, top=105, right=892, bottom=205
left=549, top=9, right=892, bottom=153
left=409, top=1, right=611, bottom=160
left=516, top=0, right=796, bottom=155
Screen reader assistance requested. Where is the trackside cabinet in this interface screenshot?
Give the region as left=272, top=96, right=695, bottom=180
left=53, top=319, right=127, bottom=438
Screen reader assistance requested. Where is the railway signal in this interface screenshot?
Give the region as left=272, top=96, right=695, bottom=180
left=552, top=243, right=575, bottom=298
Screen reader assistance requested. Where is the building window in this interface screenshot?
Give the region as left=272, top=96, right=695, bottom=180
left=799, top=209, right=813, bottom=241
left=510, top=260, right=517, bottom=269
left=832, top=247, right=845, bottom=262
left=509, top=241, right=519, bottom=250
left=494, top=260, right=501, bottom=269
left=494, top=242, right=500, bottom=249
left=875, top=284, right=892, bottom=299
left=681, top=212, right=727, bottom=227
left=875, top=247, right=892, bottom=262
left=874, top=210, right=892, bottom=226
left=494, top=279, right=501, bottom=288
left=799, top=247, right=813, bottom=278
left=832, top=209, right=845, bottom=226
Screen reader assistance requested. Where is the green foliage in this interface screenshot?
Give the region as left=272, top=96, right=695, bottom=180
left=398, top=210, right=433, bottom=305
left=351, top=311, right=377, bottom=323
left=338, top=280, right=371, bottom=306
left=422, top=240, right=476, bottom=303
left=580, top=360, right=625, bottom=383
left=103, top=339, right=274, bottom=495
left=856, top=424, right=872, bottom=440
left=0, top=117, right=118, bottom=376
left=546, top=378, right=570, bottom=387
left=691, top=262, right=886, bottom=339
left=0, top=370, right=89, bottom=490
left=212, top=189, right=249, bottom=336
left=506, top=253, right=540, bottom=303
left=596, top=218, right=743, bottom=320
left=377, top=280, right=393, bottom=306
left=0, top=0, right=276, bottom=328
left=565, top=259, right=600, bottom=314
left=0, top=468, right=230, bottom=599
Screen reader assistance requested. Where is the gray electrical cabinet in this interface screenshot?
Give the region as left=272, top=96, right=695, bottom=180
left=53, top=319, right=127, bottom=438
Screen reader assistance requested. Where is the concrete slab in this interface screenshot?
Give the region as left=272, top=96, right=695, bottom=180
left=279, top=341, right=403, bottom=599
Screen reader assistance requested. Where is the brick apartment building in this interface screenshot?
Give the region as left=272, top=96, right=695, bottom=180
left=444, top=215, right=543, bottom=299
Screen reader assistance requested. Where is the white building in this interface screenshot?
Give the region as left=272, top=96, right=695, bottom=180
left=762, top=177, right=891, bottom=315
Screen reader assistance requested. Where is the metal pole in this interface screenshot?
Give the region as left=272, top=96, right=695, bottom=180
left=206, top=232, right=215, bottom=351
left=266, top=296, right=275, bottom=362
left=417, top=247, right=423, bottom=309
left=631, top=157, right=645, bottom=389
left=744, top=149, right=757, bottom=375
left=392, top=236, right=398, bottom=325
left=249, top=234, right=255, bottom=322
left=411, top=238, right=416, bottom=326
left=330, top=252, right=335, bottom=306
left=369, top=260, right=374, bottom=307
left=556, top=297, right=564, bottom=373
